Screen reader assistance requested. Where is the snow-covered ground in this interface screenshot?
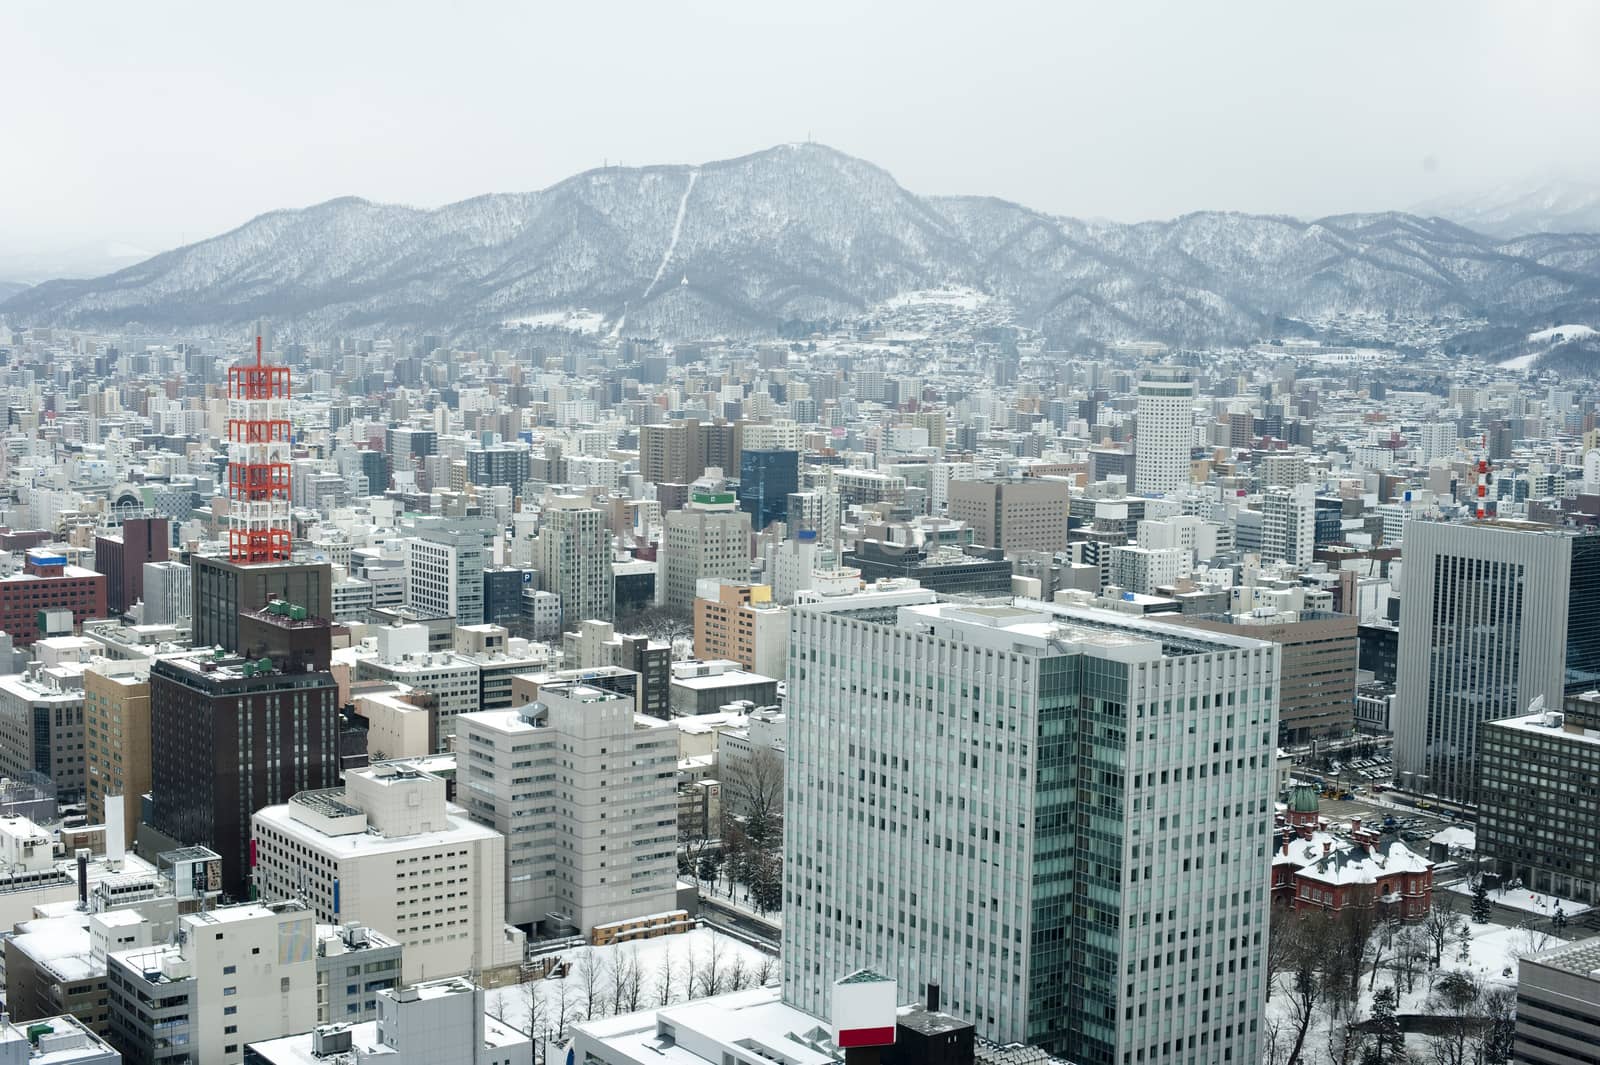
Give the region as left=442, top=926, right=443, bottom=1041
left=486, top=928, right=775, bottom=1037
left=1442, top=882, right=1592, bottom=917
left=1499, top=351, right=1540, bottom=371
left=502, top=309, right=607, bottom=333
left=1527, top=323, right=1598, bottom=344
left=1265, top=915, right=1568, bottom=1064
left=879, top=286, right=992, bottom=310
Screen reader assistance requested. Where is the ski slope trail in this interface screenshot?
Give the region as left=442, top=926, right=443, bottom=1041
left=643, top=168, right=698, bottom=300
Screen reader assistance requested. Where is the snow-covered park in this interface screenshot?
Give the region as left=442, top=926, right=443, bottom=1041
left=1264, top=904, right=1565, bottom=1065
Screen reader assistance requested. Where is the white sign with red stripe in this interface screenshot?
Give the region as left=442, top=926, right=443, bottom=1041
left=833, top=971, right=898, bottom=1048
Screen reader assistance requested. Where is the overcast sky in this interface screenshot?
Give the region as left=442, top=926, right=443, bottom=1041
left=4, top=1, right=1598, bottom=258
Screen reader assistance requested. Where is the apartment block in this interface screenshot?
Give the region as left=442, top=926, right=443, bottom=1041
left=453, top=680, right=678, bottom=936
left=1395, top=519, right=1600, bottom=803
left=1478, top=693, right=1600, bottom=905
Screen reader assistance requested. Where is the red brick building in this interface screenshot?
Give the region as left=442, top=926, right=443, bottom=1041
left=0, top=549, right=108, bottom=645
left=1291, top=834, right=1434, bottom=919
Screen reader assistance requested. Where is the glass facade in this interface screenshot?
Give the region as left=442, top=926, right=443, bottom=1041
left=1028, top=656, right=1128, bottom=1062
left=738, top=449, right=800, bottom=532
left=1565, top=537, right=1600, bottom=692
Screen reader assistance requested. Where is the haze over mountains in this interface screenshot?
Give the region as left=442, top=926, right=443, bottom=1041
left=6, top=143, right=1600, bottom=352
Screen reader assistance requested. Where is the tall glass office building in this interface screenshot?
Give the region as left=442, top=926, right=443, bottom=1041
left=782, top=590, right=1279, bottom=1065
left=738, top=449, right=800, bottom=532
left=1394, top=520, right=1600, bottom=805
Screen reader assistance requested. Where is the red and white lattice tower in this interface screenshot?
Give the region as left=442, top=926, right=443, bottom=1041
left=1474, top=434, right=1494, bottom=520
left=226, top=332, right=292, bottom=563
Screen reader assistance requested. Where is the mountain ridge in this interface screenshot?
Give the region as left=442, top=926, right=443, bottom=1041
left=7, top=143, right=1600, bottom=349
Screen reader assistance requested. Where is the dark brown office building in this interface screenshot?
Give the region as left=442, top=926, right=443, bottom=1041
left=150, top=605, right=339, bottom=897
left=190, top=554, right=332, bottom=653
left=1176, top=609, right=1357, bottom=745
left=94, top=516, right=170, bottom=616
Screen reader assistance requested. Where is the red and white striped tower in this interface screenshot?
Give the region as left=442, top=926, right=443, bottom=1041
left=1474, top=434, right=1494, bottom=520
left=226, top=331, right=292, bottom=563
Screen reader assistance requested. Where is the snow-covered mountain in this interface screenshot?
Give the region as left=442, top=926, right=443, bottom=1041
left=9, top=144, right=1600, bottom=348
left=1417, top=179, right=1600, bottom=238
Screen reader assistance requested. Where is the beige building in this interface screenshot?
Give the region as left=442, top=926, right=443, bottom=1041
left=83, top=659, right=151, bottom=846
left=251, top=764, right=525, bottom=985
left=639, top=420, right=705, bottom=487
left=692, top=582, right=789, bottom=680
left=947, top=478, right=1071, bottom=554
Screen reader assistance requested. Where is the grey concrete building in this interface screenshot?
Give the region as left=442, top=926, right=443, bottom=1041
left=1176, top=609, right=1356, bottom=745
left=1478, top=692, right=1600, bottom=904
left=1394, top=520, right=1600, bottom=804
left=946, top=478, right=1071, bottom=555
left=1515, top=937, right=1600, bottom=1065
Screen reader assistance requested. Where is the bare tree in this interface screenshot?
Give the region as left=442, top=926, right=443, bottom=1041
left=1283, top=958, right=1320, bottom=1065
left=726, top=748, right=784, bottom=837
left=1424, top=970, right=1485, bottom=1065
left=684, top=943, right=705, bottom=1000
left=753, top=953, right=778, bottom=987
left=550, top=974, right=573, bottom=1046
left=1262, top=1016, right=1289, bottom=1065
left=1265, top=910, right=1295, bottom=1000
left=726, top=952, right=749, bottom=992
left=609, top=947, right=634, bottom=1016
left=1389, top=925, right=1428, bottom=996
left=1512, top=918, right=1555, bottom=961
left=1423, top=893, right=1459, bottom=967
left=574, top=948, right=610, bottom=1022
left=653, top=944, right=678, bottom=1006
left=519, top=978, right=546, bottom=1043
left=1481, top=986, right=1517, bottom=1065
left=1323, top=995, right=1362, bottom=1065
left=1279, top=916, right=1329, bottom=1065
left=694, top=934, right=726, bottom=999
left=1333, top=906, right=1379, bottom=1002
left=1369, top=916, right=1399, bottom=991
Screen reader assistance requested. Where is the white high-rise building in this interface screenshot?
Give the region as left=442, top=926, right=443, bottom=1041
left=453, top=679, right=678, bottom=936
left=770, top=532, right=820, bottom=604
left=251, top=764, right=525, bottom=984
left=140, top=559, right=191, bottom=627
left=1260, top=483, right=1315, bottom=565
left=1134, top=367, right=1196, bottom=495
left=783, top=590, right=1279, bottom=1063
left=660, top=490, right=751, bottom=613
left=1417, top=422, right=1456, bottom=464
left=405, top=520, right=486, bottom=624
left=532, top=496, right=614, bottom=630
left=1108, top=543, right=1190, bottom=595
